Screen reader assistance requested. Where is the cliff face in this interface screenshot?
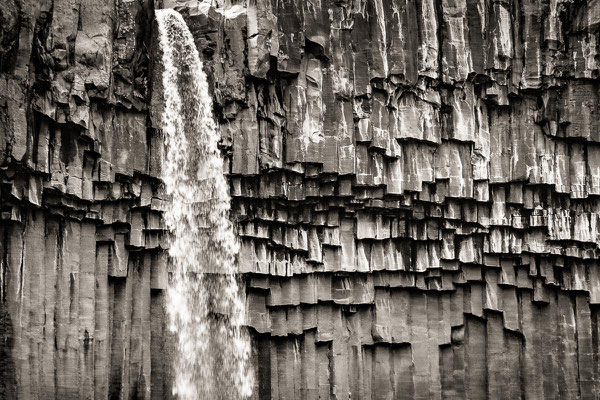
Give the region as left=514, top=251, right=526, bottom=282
left=198, top=0, right=600, bottom=398
left=2, top=0, right=600, bottom=399
left=0, top=0, right=170, bottom=398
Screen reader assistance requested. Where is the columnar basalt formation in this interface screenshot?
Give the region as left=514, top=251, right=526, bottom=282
left=0, top=0, right=168, bottom=398
left=2, top=0, right=600, bottom=399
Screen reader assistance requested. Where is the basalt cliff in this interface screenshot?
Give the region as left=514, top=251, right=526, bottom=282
left=2, top=0, right=600, bottom=399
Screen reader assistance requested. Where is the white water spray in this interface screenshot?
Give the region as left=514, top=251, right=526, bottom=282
left=155, top=9, right=253, bottom=399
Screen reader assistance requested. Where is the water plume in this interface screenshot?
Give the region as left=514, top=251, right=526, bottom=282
left=155, top=9, right=253, bottom=399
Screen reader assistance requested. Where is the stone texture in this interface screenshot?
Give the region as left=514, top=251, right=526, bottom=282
left=0, top=0, right=167, bottom=398
left=2, top=0, right=600, bottom=399
left=189, top=0, right=600, bottom=398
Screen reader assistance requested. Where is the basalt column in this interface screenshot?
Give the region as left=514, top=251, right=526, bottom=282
left=2, top=0, right=600, bottom=399
left=181, top=1, right=600, bottom=399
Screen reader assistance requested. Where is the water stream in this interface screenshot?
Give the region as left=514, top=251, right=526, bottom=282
left=155, top=9, right=253, bottom=399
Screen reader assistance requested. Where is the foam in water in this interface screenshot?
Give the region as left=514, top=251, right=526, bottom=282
left=155, top=9, right=253, bottom=399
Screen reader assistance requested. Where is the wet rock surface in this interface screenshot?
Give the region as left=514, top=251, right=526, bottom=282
left=2, top=0, right=600, bottom=398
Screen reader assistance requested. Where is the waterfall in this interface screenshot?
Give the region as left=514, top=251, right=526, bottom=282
left=155, top=9, right=253, bottom=399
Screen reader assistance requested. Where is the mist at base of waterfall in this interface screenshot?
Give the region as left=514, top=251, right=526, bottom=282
left=155, top=9, right=253, bottom=399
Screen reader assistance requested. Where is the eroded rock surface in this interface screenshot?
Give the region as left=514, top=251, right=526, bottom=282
left=2, top=0, right=600, bottom=398
left=0, top=0, right=169, bottom=399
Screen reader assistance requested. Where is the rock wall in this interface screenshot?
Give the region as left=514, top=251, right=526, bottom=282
left=191, top=0, right=600, bottom=398
left=0, top=0, right=172, bottom=399
left=3, top=0, right=600, bottom=399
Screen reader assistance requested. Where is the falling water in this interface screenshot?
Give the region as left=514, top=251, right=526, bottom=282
left=155, top=9, right=253, bottom=399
